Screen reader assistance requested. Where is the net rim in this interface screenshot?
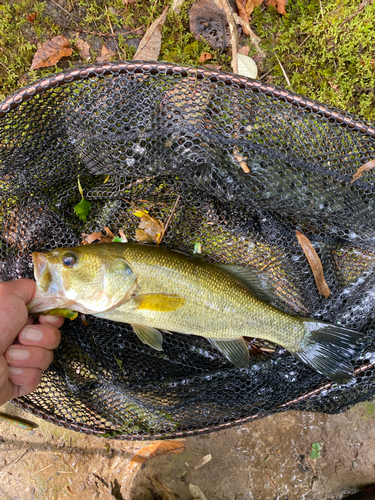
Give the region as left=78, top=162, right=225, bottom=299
left=1, top=60, right=375, bottom=137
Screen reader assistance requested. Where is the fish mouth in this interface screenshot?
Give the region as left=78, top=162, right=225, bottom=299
left=32, top=252, right=48, bottom=282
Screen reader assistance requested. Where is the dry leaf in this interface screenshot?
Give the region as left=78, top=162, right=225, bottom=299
left=237, top=53, right=258, bottom=79
left=189, top=0, right=232, bottom=50
left=75, top=38, right=91, bottom=60
left=188, top=484, right=208, bottom=500
left=266, top=0, right=287, bottom=16
left=238, top=45, right=250, bottom=55
left=296, top=231, right=330, bottom=298
left=26, top=12, right=37, bottom=23
left=126, top=441, right=185, bottom=475
left=96, top=43, right=116, bottom=63
left=133, top=6, right=169, bottom=61
left=199, top=52, right=213, bottom=63
left=351, top=159, right=375, bottom=183
left=30, top=36, right=73, bottom=70
left=245, top=0, right=264, bottom=16
left=233, top=146, right=250, bottom=173
left=236, top=0, right=250, bottom=34
left=134, top=210, right=164, bottom=245
left=172, top=0, right=186, bottom=13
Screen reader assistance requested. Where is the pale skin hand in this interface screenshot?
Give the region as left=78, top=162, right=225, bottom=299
left=0, top=279, right=63, bottom=405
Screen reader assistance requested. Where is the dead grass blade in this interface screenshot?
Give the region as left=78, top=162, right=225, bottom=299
left=296, top=231, right=330, bottom=298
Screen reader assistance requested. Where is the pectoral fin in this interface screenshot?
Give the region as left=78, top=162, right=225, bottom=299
left=133, top=293, right=185, bottom=312
left=209, top=338, right=250, bottom=368
left=132, top=324, right=163, bottom=351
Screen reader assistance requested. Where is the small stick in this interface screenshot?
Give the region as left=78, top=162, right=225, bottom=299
left=50, top=0, right=79, bottom=24
left=319, top=0, right=324, bottom=19
left=159, top=195, right=181, bottom=244
left=147, top=0, right=160, bottom=30
left=274, top=53, right=291, bottom=88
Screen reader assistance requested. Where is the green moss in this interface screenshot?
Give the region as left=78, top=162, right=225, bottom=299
left=1, top=0, right=374, bottom=119
left=252, top=0, right=375, bottom=120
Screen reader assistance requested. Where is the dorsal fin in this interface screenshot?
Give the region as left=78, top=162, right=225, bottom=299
left=217, top=264, right=273, bottom=303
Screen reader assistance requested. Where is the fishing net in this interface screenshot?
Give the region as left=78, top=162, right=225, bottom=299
left=1, top=61, right=375, bottom=440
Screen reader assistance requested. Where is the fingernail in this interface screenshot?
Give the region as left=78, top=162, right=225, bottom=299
left=8, top=367, right=24, bottom=376
left=8, top=348, right=29, bottom=361
left=21, top=326, right=43, bottom=342
left=40, top=315, right=61, bottom=324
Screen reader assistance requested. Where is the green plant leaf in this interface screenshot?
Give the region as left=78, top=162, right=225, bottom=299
left=74, top=197, right=92, bottom=221
left=74, top=177, right=91, bottom=221
left=310, top=442, right=323, bottom=459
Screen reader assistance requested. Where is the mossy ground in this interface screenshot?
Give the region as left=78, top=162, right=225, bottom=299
left=0, top=0, right=374, bottom=120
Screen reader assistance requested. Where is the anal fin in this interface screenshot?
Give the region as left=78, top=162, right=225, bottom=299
left=132, top=324, right=163, bottom=351
left=209, top=337, right=250, bottom=368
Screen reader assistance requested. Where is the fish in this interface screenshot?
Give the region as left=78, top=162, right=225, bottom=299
left=27, top=243, right=369, bottom=383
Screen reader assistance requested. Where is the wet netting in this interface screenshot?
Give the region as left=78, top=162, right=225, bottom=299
left=1, top=61, right=375, bottom=440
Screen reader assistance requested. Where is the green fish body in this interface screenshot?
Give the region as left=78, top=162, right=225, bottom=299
left=28, top=243, right=368, bottom=383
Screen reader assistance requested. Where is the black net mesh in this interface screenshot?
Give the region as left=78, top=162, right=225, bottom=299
left=1, top=61, right=375, bottom=440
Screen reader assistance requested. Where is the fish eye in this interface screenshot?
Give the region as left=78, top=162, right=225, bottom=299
left=62, top=252, right=77, bottom=267
left=124, top=264, right=133, bottom=276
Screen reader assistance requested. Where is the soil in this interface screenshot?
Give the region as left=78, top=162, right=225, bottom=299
left=1, top=399, right=375, bottom=499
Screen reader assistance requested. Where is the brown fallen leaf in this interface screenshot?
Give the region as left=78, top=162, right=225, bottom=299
left=296, top=231, right=330, bottom=298
left=266, top=0, right=287, bottom=16
left=238, top=45, right=250, bottom=56
left=245, top=0, right=264, bottom=16
left=26, top=12, right=37, bottom=23
left=351, top=159, right=375, bottom=183
left=30, top=36, right=73, bottom=70
left=134, top=209, right=164, bottom=245
left=75, top=38, right=91, bottom=60
left=96, top=43, right=116, bottom=63
left=236, top=0, right=250, bottom=34
left=133, top=6, right=169, bottom=61
left=199, top=52, right=213, bottom=63
left=126, top=441, right=185, bottom=475
left=189, top=0, right=232, bottom=50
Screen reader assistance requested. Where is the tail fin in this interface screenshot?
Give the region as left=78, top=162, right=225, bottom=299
left=291, top=321, right=370, bottom=384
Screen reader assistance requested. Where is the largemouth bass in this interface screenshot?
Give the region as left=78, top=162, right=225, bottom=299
left=28, top=243, right=368, bottom=383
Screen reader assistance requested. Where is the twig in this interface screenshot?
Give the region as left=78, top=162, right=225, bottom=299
left=159, top=195, right=181, bottom=244
left=0, top=450, right=28, bottom=471
left=340, top=0, right=372, bottom=26
left=105, top=6, right=123, bottom=59
left=274, top=53, right=291, bottom=88
left=0, top=61, right=9, bottom=72
left=265, top=471, right=278, bottom=492
left=213, top=0, right=238, bottom=73
left=319, top=0, right=324, bottom=19
left=147, top=0, right=160, bottom=30
left=52, top=21, right=142, bottom=38
left=50, top=0, right=79, bottom=25
left=232, top=13, right=265, bottom=59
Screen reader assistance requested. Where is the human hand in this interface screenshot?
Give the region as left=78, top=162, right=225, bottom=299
left=0, top=279, right=63, bottom=405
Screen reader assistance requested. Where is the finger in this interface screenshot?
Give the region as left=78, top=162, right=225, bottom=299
left=0, top=356, right=14, bottom=406
left=38, top=315, right=65, bottom=328
left=8, top=367, right=42, bottom=398
left=0, top=279, right=36, bottom=352
left=5, top=346, right=54, bottom=371
left=18, top=324, right=61, bottom=350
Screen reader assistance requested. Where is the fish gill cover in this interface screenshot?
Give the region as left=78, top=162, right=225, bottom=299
left=1, top=61, right=375, bottom=439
